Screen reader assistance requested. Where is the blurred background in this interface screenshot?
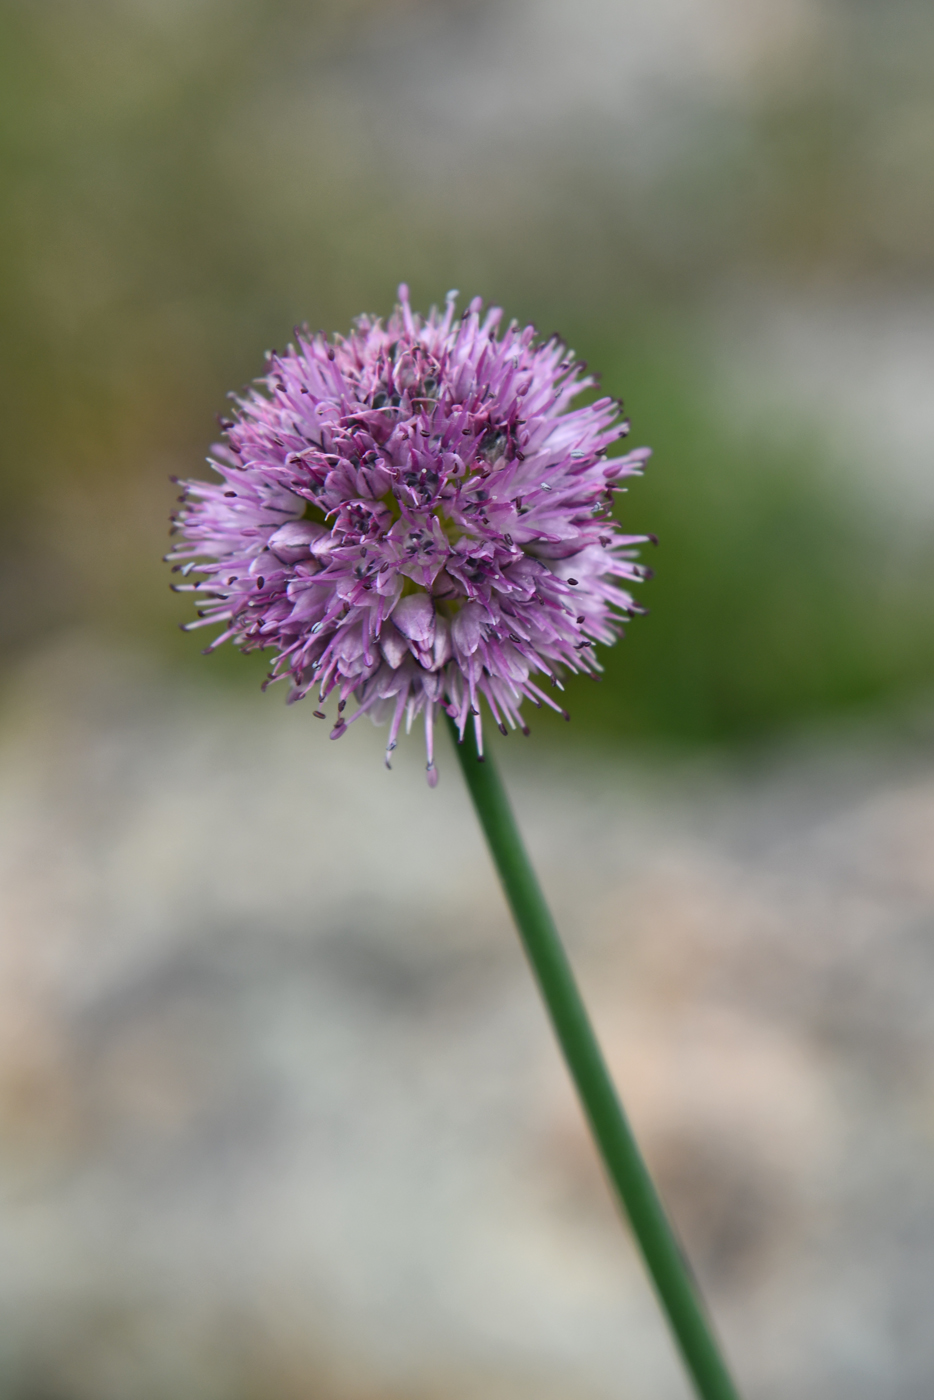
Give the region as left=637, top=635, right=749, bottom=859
left=2, top=0, right=934, bottom=1396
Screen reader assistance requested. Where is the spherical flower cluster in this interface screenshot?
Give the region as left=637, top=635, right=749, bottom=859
left=168, top=287, right=652, bottom=784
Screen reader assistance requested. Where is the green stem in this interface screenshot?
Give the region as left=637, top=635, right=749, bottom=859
left=447, top=716, right=741, bottom=1400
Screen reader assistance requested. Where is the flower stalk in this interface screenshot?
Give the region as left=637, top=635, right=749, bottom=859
left=448, top=714, right=741, bottom=1400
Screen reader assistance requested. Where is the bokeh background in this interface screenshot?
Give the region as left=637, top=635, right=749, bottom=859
left=2, top=1, right=934, bottom=1396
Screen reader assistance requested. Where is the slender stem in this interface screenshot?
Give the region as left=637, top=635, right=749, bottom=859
left=447, top=716, right=741, bottom=1400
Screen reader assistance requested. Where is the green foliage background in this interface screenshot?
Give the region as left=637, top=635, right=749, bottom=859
left=2, top=0, right=933, bottom=746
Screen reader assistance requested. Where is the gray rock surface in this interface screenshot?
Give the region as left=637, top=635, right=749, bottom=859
left=2, top=639, right=934, bottom=1399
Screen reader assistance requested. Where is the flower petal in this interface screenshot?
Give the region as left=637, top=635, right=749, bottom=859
left=391, top=593, right=436, bottom=648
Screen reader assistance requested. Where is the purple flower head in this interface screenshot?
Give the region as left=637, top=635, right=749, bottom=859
left=168, top=287, right=652, bottom=785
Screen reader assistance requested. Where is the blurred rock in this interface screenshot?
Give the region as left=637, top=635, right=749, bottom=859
left=1, top=638, right=934, bottom=1398
left=714, top=284, right=934, bottom=523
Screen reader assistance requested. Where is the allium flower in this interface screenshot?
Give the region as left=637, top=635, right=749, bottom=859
left=168, top=287, right=651, bottom=784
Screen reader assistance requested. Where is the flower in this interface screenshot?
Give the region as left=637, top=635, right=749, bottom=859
left=168, top=286, right=651, bottom=784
